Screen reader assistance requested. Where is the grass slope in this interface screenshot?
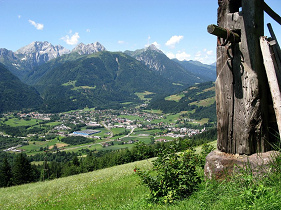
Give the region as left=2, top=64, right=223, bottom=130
left=0, top=160, right=153, bottom=210
left=1, top=140, right=281, bottom=210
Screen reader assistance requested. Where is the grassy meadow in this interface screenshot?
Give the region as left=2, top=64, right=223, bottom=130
left=0, top=159, right=153, bottom=210
left=1, top=139, right=281, bottom=210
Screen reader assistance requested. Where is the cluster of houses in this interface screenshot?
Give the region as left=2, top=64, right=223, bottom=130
left=167, top=127, right=206, bottom=137
left=1, top=109, right=210, bottom=152
left=3, top=145, right=22, bottom=152
left=17, top=112, right=52, bottom=120
left=16, top=109, right=207, bottom=140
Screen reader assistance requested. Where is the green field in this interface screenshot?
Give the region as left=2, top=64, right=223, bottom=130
left=143, top=109, right=163, bottom=114
left=111, top=127, right=127, bottom=136
left=21, top=140, right=60, bottom=150
left=135, top=91, right=154, bottom=101
left=4, top=118, right=42, bottom=127
left=190, top=96, right=216, bottom=107
left=118, top=115, right=143, bottom=121
left=165, top=93, right=185, bottom=102
left=150, top=112, right=182, bottom=124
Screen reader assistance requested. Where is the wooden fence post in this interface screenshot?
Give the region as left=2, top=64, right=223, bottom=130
left=260, top=36, right=281, bottom=139
left=215, top=0, right=274, bottom=155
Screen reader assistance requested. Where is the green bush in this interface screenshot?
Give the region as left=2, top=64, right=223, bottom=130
left=198, top=143, right=215, bottom=168
left=135, top=148, right=201, bottom=203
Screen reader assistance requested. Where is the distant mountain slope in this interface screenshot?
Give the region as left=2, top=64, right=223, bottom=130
left=0, top=41, right=70, bottom=80
left=0, top=63, right=43, bottom=113
left=124, top=45, right=205, bottom=85
left=29, top=51, right=181, bottom=112
left=0, top=48, right=27, bottom=80
left=24, top=52, right=83, bottom=85
left=148, top=81, right=216, bottom=123
left=174, top=59, right=217, bottom=82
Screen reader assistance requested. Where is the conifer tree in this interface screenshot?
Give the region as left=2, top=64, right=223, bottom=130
left=0, top=156, right=13, bottom=187
left=12, top=153, right=34, bottom=185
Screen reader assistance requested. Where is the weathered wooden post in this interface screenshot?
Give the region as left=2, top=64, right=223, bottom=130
left=205, top=0, right=279, bottom=179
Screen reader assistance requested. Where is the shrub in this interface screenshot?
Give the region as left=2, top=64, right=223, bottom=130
left=135, top=148, right=201, bottom=203
left=198, top=143, right=215, bottom=168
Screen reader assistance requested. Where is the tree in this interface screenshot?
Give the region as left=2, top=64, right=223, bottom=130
left=72, top=156, right=80, bottom=166
left=0, top=156, right=13, bottom=187
left=49, top=161, right=62, bottom=179
left=40, top=160, right=50, bottom=181
left=12, top=153, right=34, bottom=185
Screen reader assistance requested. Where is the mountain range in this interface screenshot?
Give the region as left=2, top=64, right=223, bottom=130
left=0, top=41, right=216, bottom=113
left=124, top=45, right=216, bottom=84
left=0, top=41, right=105, bottom=80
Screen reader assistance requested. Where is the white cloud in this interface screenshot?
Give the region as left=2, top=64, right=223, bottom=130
left=195, top=51, right=202, bottom=57
left=61, top=32, right=80, bottom=45
left=166, top=49, right=215, bottom=63
left=207, top=50, right=213, bottom=55
left=118, top=40, right=125, bottom=44
left=175, top=51, right=191, bottom=61
left=166, top=51, right=191, bottom=61
left=165, top=35, right=183, bottom=48
left=151, top=41, right=161, bottom=49
left=145, top=41, right=161, bottom=49
left=18, top=15, right=21, bottom=19
left=86, top=29, right=90, bottom=33
left=194, top=49, right=215, bottom=64
left=166, top=52, right=176, bottom=59
left=28, top=19, right=44, bottom=30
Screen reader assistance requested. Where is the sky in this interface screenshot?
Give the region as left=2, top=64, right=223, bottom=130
left=0, top=0, right=280, bottom=65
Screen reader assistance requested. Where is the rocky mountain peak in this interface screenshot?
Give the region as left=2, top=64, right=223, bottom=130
left=15, top=41, right=70, bottom=65
left=145, top=44, right=163, bottom=54
left=0, top=48, right=18, bottom=60
left=16, top=41, right=69, bottom=56
left=72, top=42, right=106, bottom=55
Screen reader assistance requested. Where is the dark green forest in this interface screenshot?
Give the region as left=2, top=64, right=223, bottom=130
left=0, top=63, right=43, bottom=113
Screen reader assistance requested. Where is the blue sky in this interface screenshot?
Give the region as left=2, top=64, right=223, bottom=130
left=0, top=0, right=280, bottom=64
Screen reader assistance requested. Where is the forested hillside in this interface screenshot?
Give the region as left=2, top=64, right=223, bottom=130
left=26, top=51, right=182, bottom=112
left=148, top=81, right=216, bottom=122
left=0, top=63, right=43, bottom=113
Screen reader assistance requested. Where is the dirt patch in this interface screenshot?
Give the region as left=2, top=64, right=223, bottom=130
left=49, top=143, right=68, bottom=149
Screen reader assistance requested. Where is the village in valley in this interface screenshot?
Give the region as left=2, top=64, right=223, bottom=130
left=0, top=108, right=209, bottom=155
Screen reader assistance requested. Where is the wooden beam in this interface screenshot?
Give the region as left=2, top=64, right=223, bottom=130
left=267, top=23, right=281, bottom=66
left=263, top=2, right=281, bottom=25
left=260, top=36, right=281, bottom=139
left=207, top=24, right=241, bottom=43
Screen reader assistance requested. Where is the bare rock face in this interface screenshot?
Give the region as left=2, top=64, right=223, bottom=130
left=204, top=150, right=279, bottom=180
left=16, top=41, right=70, bottom=64
left=72, top=42, right=106, bottom=55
